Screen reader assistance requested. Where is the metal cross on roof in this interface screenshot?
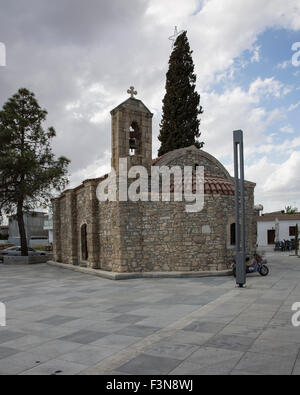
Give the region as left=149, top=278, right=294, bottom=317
left=168, top=26, right=184, bottom=47
left=127, top=86, right=137, bottom=98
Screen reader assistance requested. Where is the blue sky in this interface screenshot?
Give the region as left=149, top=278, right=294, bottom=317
left=212, top=27, right=300, bottom=165
left=233, top=27, right=300, bottom=209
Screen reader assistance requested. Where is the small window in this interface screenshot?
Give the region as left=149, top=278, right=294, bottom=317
left=81, top=224, right=88, bottom=261
left=290, top=226, right=296, bottom=236
left=129, top=122, right=139, bottom=157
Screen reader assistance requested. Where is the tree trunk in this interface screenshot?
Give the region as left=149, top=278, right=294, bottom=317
left=17, top=201, right=28, bottom=256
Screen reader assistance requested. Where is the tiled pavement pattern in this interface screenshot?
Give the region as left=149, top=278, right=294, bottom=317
left=0, top=252, right=300, bottom=375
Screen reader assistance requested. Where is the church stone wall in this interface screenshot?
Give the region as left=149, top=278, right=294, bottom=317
left=53, top=167, right=256, bottom=273
left=98, top=201, right=122, bottom=272
left=112, top=187, right=255, bottom=273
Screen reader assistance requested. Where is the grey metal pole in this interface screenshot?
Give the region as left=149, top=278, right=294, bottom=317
left=233, top=141, right=240, bottom=253
left=239, top=135, right=246, bottom=259
left=233, top=130, right=246, bottom=287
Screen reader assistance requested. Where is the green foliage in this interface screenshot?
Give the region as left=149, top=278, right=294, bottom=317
left=158, top=31, right=204, bottom=156
left=285, top=206, right=298, bottom=214
left=0, top=88, right=70, bottom=255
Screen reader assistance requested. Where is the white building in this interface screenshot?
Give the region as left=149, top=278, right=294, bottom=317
left=256, top=211, right=300, bottom=247
left=43, top=214, right=53, bottom=244
left=8, top=212, right=48, bottom=246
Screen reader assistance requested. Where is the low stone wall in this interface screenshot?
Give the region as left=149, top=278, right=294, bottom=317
left=3, top=255, right=49, bottom=264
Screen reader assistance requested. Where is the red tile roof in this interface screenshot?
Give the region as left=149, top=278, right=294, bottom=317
left=167, top=174, right=234, bottom=195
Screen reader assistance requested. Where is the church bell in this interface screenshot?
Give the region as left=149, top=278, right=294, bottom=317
left=129, top=136, right=136, bottom=150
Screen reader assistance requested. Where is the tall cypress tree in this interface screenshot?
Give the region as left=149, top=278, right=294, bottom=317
left=158, top=31, right=204, bottom=156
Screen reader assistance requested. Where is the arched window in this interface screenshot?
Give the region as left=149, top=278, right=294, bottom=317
left=230, top=223, right=236, bottom=246
left=129, top=121, right=140, bottom=156
left=81, top=224, right=88, bottom=260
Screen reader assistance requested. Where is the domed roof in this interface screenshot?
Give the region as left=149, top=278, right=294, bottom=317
left=153, top=146, right=255, bottom=196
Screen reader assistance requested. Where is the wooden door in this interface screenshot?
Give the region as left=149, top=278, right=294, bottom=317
left=268, top=229, right=275, bottom=245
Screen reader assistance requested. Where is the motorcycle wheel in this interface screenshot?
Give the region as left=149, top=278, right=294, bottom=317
left=259, top=265, right=269, bottom=276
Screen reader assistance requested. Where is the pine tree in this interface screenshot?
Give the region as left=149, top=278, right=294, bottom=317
left=0, top=88, right=70, bottom=256
left=158, top=31, right=204, bottom=156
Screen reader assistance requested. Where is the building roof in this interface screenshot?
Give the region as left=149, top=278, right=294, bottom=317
left=256, top=212, right=300, bottom=222
left=55, top=146, right=255, bottom=199
left=110, top=97, right=153, bottom=116
left=165, top=173, right=234, bottom=195
left=204, top=175, right=235, bottom=195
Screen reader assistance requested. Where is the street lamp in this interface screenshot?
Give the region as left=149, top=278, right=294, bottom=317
left=233, top=130, right=246, bottom=288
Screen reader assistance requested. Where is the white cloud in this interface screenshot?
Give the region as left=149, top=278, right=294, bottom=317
left=277, top=60, right=290, bottom=69
left=263, top=151, right=300, bottom=194
left=248, top=77, right=288, bottom=99
left=254, top=136, right=300, bottom=154
left=145, top=0, right=198, bottom=24
left=288, top=101, right=300, bottom=111
left=70, top=151, right=111, bottom=188
left=251, top=45, right=261, bottom=63
left=200, top=76, right=288, bottom=159
left=280, top=125, right=294, bottom=134
left=243, top=152, right=300, bottom=211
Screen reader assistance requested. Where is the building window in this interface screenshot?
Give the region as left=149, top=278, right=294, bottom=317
left=129, top=121, right=139, bottom=156
left=289, top=226, right=296, bottom=236
left=230, top=223, right=236, bottom=245
left=81, top=224, right=88, bottom=261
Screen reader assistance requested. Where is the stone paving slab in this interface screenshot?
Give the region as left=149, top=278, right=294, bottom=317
left=1, top=251, right=300, bottom=375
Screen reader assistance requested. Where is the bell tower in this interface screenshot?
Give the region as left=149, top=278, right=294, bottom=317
left=110, top=87, right=153, bottom=174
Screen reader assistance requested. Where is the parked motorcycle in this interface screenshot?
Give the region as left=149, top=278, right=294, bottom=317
left=231, top=253, right=269, bottom=277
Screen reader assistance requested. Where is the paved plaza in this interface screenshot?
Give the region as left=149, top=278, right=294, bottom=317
left=1, top=252, right=300, bottom=375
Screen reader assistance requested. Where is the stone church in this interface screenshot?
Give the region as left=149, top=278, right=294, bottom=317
left=52, top=89, right=256, bottom=274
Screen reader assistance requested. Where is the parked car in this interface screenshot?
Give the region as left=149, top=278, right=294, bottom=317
left=0, top=246, right=47, bottom=260
left=0, top=243, right=15, bottom=251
